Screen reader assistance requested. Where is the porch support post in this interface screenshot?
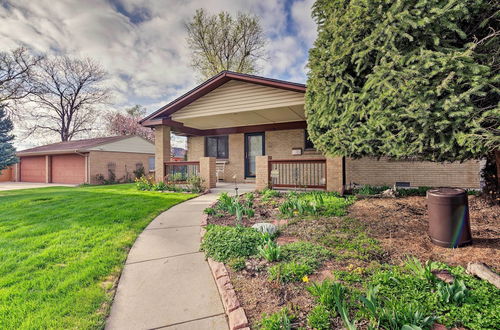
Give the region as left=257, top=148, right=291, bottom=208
left=326, top=156, right=344, bottom=194
left=45, top=155, right=52, bottom=183
left=199, top=157, right=216, bottom=189
left=154, top=125, right=171, bottom=182
left=256, top=155, right=271, bottom=191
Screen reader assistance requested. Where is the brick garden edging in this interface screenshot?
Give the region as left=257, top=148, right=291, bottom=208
left=200, top=201, right=250, bottom=330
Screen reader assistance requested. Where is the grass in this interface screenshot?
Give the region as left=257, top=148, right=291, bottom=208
left=0, top=184, right=196, bottom=329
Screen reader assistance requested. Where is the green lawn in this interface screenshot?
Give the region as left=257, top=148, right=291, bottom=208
left=0, top=184, right=196, bottom=329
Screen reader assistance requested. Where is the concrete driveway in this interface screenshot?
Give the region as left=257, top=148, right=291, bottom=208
left=0, top=182, right=77, bottom=191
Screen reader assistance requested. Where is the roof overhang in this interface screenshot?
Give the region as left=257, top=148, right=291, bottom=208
left=141, top=71, right=306, bottom=127
left=16, top=150, right=88, bottom=157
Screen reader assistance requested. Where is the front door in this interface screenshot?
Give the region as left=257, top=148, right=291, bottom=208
left=244, top=132, right=265, bottom=178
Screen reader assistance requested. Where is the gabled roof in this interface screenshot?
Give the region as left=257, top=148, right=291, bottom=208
left=141, top=71, right=306, bottom=125
left=17, top=136, right=132, bottom=156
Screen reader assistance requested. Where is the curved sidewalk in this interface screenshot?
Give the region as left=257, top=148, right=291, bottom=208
left=106, top=193, right=228, bottom=330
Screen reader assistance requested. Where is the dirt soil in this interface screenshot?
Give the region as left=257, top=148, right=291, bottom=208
left=229, top=266, right=315, bottom=329
left=348, top=195, right=500, bottom=270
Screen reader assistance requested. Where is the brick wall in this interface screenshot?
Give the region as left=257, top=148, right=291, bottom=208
left=186, top=129, right=481, bottom=188
left=186, top=129, right=324, bottom=183
left=0, top=166, right=13, bottom=182
left=345, top=157, right=481, bottom=189
left=89, top=151, right=154, bottom=184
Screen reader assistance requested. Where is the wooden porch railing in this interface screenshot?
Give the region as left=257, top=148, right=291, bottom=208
left=164, top=161, right=200, bottom=183
left=269, top=159, right=326, bottom=189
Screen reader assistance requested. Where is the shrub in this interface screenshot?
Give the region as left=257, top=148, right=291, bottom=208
left=261, top=188, right=281, bottom=201
left=203, top=207, right=216, bottom=215
left=437, top=280, right=468, bottom=306
left=133, top=165, right=145, bottom=179
left=353, top=185, right=390, bottom=195
left=397, top=186, right=432, bottom=197
left=363, top=263, right=499, bottom=329
left=259, top=307, right=294, bottom=330
left=201, top=225, right=265, bottom=262
left=228, top=257, right=246, bottom=271
left=280, top=242, right=332, bottom=269
left=268, top=262, right=313, bottom=283
left=153, top=181, right=168, bottom=191
left=404, top=256, right=437, bottom=282
left=307, top=280, right=346, bottom=312
left=258, top=239, right=281, bottom=262
left=215, top=192, right=255, bottom=223
left=279, top=191, right=354, bottom=217
left=187, top=175, right=204, bottom=193
left=307, top=304, right=331, bottom=330
left=135, top=176, right=155, bottom=191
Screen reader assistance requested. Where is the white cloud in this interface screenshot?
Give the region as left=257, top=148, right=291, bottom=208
left=1, top=0, right=317, bottom=147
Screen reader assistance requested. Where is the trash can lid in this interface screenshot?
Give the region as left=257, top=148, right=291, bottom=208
left=427, top=188, right=467, bottom=204
left=427, top=187, right=466, bottom=197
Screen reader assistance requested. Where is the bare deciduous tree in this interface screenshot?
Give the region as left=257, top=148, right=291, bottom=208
left=0, top=47, right=41, bottom=111
left=186, top=9, right=266, bottom=79
left=25, top=56, right=110, bottom=141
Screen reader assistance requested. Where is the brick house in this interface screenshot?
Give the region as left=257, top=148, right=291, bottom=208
left=14, top=136, right=155, bottom=185
left=141, top=71, right=481, bottom=192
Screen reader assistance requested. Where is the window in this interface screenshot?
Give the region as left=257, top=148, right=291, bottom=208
left=148, top=157, right=155, bottom=172
left=304, top=130, right=316, bottom=150
left=205, top=136, right=229, bottom=158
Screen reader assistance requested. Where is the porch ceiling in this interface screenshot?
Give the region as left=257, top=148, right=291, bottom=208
left=173, top=104, right=305, bottom=130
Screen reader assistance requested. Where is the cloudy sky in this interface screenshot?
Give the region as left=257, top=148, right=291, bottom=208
left=0, top=0, right=316, bottom=120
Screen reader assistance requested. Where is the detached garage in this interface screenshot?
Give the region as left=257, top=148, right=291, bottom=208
left=14, top=136, right=155, bottom=185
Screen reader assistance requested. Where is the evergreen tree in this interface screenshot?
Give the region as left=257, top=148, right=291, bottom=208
left=306, top=0, right=499, bottom=192
left=0, top=104, right=17, bottom=171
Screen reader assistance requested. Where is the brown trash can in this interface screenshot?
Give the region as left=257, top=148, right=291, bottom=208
left=427, top=188, right=472, bottom=248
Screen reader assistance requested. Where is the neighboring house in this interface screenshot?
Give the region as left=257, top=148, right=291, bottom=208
left=171, top=147, right=187, bottom=161
left=14, top=136, right=155, bottom=185
left=141, top=71, right=481, bottom=191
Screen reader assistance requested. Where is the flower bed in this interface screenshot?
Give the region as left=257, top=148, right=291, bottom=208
left=200, top=189, right=499, bottom=329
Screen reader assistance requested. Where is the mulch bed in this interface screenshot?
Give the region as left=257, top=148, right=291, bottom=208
left=348, top=195, right=500, bottom=271
left=206, top=193, right=500, bottom=328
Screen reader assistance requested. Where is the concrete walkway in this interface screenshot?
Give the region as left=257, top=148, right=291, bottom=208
left=106, top=193, right=228, bottom=330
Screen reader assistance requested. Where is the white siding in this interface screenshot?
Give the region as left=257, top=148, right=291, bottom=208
left=87, top=136, right=154, bottom=154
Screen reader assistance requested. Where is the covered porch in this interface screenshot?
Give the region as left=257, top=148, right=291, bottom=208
left=141, top=71, right=344, bottom=193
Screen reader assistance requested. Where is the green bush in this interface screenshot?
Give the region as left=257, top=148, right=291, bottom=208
left=307, top=280, right=346, bottom=312
left=362, top=263, right=500, bottom=329
left=258, top=239, right=282, bottom=262
left=153, top=181, right=168, bottom=191
left=437, top=280, right=468, bottom=306
left=201, top=225, right=265, bottom=262
left=353, top=185, right=390, bottom=195
left=135, top=176, right=155, bottom=191
left=261, top=188, right=281, bottom=201
left=227, top=257, right=246, bottom=271
left=259, top=307, right=294, bottom=330
left=307, top=304, right=331, bottom=330
left=268, top=262, right=313, bottom=283
left=186, top=175, right=205, bottom=193
left=279, top=191, right=354, bottom=217
left=397, top=186, right=432, bottom=197
left=215, top=192, right=255, bottom=223
left=280, top=241, right=332, bottom=269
